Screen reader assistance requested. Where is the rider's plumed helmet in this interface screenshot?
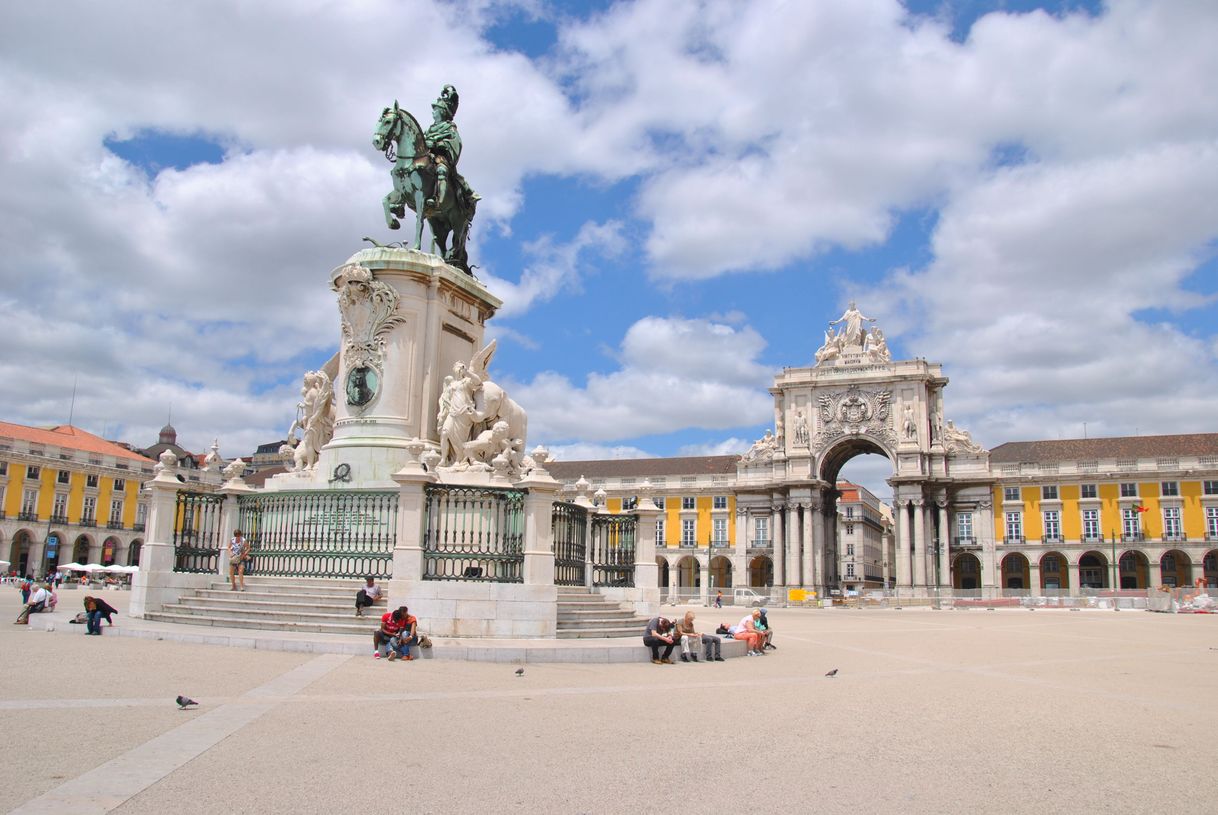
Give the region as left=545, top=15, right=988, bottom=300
left=432, top=85, right=460, bottom=120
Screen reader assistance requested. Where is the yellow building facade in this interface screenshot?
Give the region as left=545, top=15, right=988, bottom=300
left=0, top=421, right=159, bottom=575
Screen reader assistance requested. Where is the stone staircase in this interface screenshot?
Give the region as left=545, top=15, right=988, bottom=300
left=556, top=586, right=651, bottom=639
left=146, top=577, right=652, bottom=640
left=145, top=576, right=384, bottom=636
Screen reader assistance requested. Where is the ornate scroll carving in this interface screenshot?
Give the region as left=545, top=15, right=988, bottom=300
left=811, top=386, right=895, bottom=449
left=331, top=263, right=405, bottom=412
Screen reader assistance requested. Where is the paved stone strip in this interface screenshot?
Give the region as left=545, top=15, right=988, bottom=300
left=9, top=653, right=350, bottom=815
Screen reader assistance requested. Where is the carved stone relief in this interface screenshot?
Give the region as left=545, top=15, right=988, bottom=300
left=811, top=385, right=895, bottom=449
left=331, top=263, right=406, bottom=412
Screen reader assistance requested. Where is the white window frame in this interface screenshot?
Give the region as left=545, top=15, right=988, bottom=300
left=1042, top=485, right=1058, bottom=500
left=681, top=496, right=695, bottom=511
left=1163, top=506, right=1182, bottom=539
left=1207, top=506, right=1218, bottom=539
left=712, top=495, right=727, bottom=510
left=1160, top=481, right=1179, bottom=497
left=655, top=518, right=665, bottom=546
left=1003, top=487, right=1020, bottom=502
left=681, top=518, right=696, bottom=546
left=653, top=496, right=665, bottom=510
left=711, top=517, right=728, bottom=544
left=753, top=516, right=769, bottom=545
left=53, top=492, right=67, bottom=517
left=1204, top=480, right=1218, bottom=496
left=22, top=488, right=38, bottom=513
left=1120, top=482, right=1138, bottom=498
left=1082, top=509, right=1100, bottom=541
left=1080, top=484, right=1098, bottom=499
left=1005, top=512, right=1022, bottom=542
left=956, top=512, right=974, bottom=541
left=83, top=495, right=97, bottom=520
left=1043, top=510, right=1061, bottom=541
left=1122, top=507, right=1142, bottom=539
left=109, top=499, right=124, bottom=524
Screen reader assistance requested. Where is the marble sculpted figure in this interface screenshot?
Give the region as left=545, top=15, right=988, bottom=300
left=284, top=370, right=336, bottom=472
left=437, top=340, right=528, bottom=476
left=741, top=429, right=778, bottom=465
left=943, top=420, right=985, bottom=454
left=815, top=301, right=891, bottom=366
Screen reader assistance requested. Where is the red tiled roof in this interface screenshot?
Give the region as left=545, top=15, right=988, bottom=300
left=547, top=455, right=738, bottom=480
left=990, top=433, right=1218, bottom=463
left=0, top=422, right=153, bottom=463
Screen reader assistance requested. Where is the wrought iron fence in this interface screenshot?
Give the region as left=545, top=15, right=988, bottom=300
left=236, top=491, right=397, bottom=579
left=552, top=501, right=588, bottom=586
left=423, top=485, right=526, bottom=582
left=591, top=514, right=636, bottom=588
left=173, top=491, right=225, bottom=573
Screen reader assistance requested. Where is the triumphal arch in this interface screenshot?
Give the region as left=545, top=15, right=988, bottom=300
left=735, top=302, right=993, bottom=598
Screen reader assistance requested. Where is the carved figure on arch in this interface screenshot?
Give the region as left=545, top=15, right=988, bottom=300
left=740, top=429, right=777, bottom=465
left=902, top=404, right=917, bottom=441
left=943, top=420, right=985, bottom=454
left=793, top=410, right=810, bottom=446
left=828, top=300, right=876, bottom=348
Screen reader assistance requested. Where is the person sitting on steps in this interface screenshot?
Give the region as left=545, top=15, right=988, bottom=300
left=675, top=610, right=723, bottom=662
left=355, top=576, right=381, bottom=617
left=643, top=616, right=677, bottom=664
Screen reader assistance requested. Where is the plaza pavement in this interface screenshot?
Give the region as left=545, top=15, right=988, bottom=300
left=2, top=587, right=1216, bottom=814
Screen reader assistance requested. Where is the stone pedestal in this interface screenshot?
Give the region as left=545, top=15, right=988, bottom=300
left=275, top=247, right=501, bottom=490
left=130, top=460, right=213, bottom=617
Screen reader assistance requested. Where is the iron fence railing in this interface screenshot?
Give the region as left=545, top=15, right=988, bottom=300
left=173, top=490, right=225, bottom=573
left=423, top=485, right=526, bottom=582
left=236, top=490, right=397, bottom=579
left=552, top=501, right=588, bottom=586
left=591, top=514, right=637, bottom=588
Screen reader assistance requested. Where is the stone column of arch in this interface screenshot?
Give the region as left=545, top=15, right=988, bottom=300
left=771, top=502, right=785, bottom=587
left=733, top=508, right=748, bottom=590
left=802, top=500, right=815, bottom=594
left=698, top=552, right=710, bottom=606
left=938, top=501, right=950, bottom=589
left=913, top=498, right=927, bottom=588
left=894, top=500, right=910, bottom=588
left=667, top=557, right=679, bottom=602
left=1028, top=559, right=1040, bottom=593
left=785, top=504, right=799, bottom=588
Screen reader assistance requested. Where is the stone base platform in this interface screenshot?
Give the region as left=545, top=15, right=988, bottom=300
left=26, top=600, right=749, bottom=664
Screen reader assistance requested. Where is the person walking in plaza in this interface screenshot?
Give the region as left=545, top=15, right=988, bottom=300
left=20, top=575, right=32, bottom=605
left=83, top=595, right=118, bottom=634
left=714, top=590, right=723, bottom=609
left=228, top=529, right=250, bottom=592
left=354, top=576, right=381, bottom=617
left=643, top=616, right=677, bottom=664
left=675, top=610, right=723, bottom=662
left=14, top=582, right=49, bottom=624
left=731, top=609, right=766, bottom=656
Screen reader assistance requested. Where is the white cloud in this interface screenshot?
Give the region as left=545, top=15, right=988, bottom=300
left=676, top=437, right=750, bottom=457
left=481, top=220, right=626, bottom=318
left=518, top=314, right=774, bottom=444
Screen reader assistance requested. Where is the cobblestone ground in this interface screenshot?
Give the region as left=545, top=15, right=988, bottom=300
left=2, top=589, right=1215, bottom=814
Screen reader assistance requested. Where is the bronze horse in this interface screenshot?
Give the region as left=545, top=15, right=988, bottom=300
left=372, top=102, right=476, bottom=273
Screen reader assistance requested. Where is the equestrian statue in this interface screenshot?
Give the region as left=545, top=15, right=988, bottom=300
left=373, top=85, right=480, bottom=273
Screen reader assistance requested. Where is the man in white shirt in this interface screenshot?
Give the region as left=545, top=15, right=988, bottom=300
left=14, top=584, right=49, bottom=624
left=355, top=576, right=382, bottom=617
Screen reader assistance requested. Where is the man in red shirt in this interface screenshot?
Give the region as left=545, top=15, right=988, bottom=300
left=374, top=606, right=418, bottom=661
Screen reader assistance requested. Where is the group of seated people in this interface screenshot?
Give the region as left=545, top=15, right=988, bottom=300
left=643, top=608, right=776, bottom=664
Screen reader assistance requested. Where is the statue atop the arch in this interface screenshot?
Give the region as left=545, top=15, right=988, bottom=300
left=816, top=301, right=891, bottom=366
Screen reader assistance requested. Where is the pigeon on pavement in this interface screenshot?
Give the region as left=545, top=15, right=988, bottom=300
left=515, top=668, right=525, bottom=677
left=824, top=669, right=839, bottom=678
left=176, top=695, right=199, bottom=709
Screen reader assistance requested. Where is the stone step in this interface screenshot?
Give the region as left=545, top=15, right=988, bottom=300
left=144, top=610, right=379, bottom=637
left=205, top=580, right=367, bottom=598
left=160, top=602, right=382, bottom=628
left=558, top=618, right=647, bottom=631
left=179, top=596, right=386, bottom=616
left=195, top=588, right=389, bottom=606
left=557, top=610, right=642, bottom=623
left=556, top=626, right=641, bottom=639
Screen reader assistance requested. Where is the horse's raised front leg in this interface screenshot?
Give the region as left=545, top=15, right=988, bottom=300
left=382, top=192, right=400, bottom=230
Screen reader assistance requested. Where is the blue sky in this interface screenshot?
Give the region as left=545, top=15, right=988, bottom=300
left=2, top=0, right=1217, bottom=500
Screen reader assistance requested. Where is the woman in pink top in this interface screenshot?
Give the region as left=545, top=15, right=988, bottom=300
left=732, top=609, right=766, bottom=656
